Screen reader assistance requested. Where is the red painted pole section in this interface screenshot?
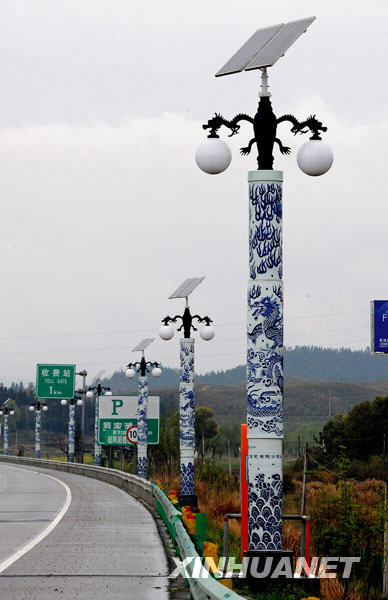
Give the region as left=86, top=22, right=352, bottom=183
left=241, top=424, right=248, bottom=556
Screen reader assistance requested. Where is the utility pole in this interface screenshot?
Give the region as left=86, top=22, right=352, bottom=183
left=301, top=444, right=308, bottom=517
left=76, top=370, right=87, bottom=463
left=227, top=438, right=232, bottom=476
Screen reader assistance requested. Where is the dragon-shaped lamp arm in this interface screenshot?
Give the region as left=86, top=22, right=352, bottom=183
left=199, top=100, right=330, bottom=172
left=161, top=308, right=213, bottom=339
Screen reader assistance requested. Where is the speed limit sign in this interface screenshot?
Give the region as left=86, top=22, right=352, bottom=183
left=126, top=425, right=138, bottom=444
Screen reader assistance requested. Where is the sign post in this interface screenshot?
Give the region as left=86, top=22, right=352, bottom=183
left=98, top=395, right=160, bottom=446
left=371, top=300, right=388, bottom=595
left=36, top=364, right=75, bottom=399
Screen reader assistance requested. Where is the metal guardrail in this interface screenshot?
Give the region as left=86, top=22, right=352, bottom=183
left=0, top=456, right=244, bottom=600
left=152, top=483, right=244, bottom=600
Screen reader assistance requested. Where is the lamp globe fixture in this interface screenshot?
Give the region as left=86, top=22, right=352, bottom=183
left=0, top=410, right=3, bottom=416
left=42, top=405, right=48, bottom=412
left=29, top=405, right=35, bottom=412
left=159, top=325, right=174, bottom=341
left=61, top=399, right=67, bottom=406
left=200, top=324, right=215, bottom=341
left=77, top=398, right=83, bottom=406
left=151, top=367, right=162, bottom=377
left=297, top=139, right=333, bottom=176
left=86, top=389, right=94, bottom=399
left=105, top=390, right=112, bottom=396
left=195, top=138, right=232, bottom=175
left=125, top=368, right=136, bottom=379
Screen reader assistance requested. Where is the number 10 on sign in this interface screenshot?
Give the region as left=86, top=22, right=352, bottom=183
left=126, top=426, right=138, bottom=444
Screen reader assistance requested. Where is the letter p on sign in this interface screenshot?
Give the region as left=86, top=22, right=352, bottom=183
left=112, top=399, right=123, bottom=415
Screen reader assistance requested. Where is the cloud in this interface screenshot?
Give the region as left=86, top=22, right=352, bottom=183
left=0, top=102, right=387, bottom=383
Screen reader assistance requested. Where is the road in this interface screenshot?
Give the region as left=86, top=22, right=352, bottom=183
left=0, top=464, right=169, bottom=599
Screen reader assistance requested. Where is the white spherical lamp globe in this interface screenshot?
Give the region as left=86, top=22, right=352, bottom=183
left=105, top=390, right=112, bottom=396
left=200, top=325, right=215, bottom=341
left=77, top=398, right=83, bottom=406
left=297, top=140, right=333, bottom=177
left=0, top=410, right=3, bottom=416
left=195, top=138, right=232, bottom=175
left=42, top=405, right=48, bottom=412
left=159, top=325, right=174, bottom=341
left=152, top=367, right=162, bottom=377
left=9, top=409, right=15, bottom=416
left=125, top=368, right=136, bottom=379
left=86, top=390, right=94, bottom=399
left=29, top=405, right=35, bottom=412
left=60, top=399, right=67, bottom=406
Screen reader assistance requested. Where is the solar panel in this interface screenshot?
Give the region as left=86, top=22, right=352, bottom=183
left=215, top=24, right=283, bottom=77
left=168, top=277, right=205, bottom=299
left=215, top=17, right=316, bottom=77
left=245, top=17, right=316, bottom=70
left=132, top=338, right=155, bottom=352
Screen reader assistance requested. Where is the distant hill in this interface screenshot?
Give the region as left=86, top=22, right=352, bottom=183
left=3, top=374, right=388, bottom=450
left=102, top=346, right=388, bottom=391
left=149, top=377, right=388, bottom=428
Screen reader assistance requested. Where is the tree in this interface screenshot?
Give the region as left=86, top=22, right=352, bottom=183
left=194, top=406, right=218, bottom=461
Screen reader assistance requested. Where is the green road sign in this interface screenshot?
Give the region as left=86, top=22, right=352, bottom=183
left=36, top=364, right=76, bottom=399
left=98, top=395, right=160, bottom=446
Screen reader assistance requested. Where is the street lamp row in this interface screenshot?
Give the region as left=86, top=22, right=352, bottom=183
left=0, top=400, right=15, bottom=456
left=29, top=400, right=48, bottom=459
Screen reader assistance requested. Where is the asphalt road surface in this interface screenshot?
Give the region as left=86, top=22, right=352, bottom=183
left=0, top=464, right=169, bottom=600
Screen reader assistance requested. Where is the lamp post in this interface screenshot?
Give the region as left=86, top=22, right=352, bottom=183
left=60, top=392, right=83, bottom=463
left=76, top=370, right=88, bottom=463
left=159, top=278, right=215, bottom=508
left=85, top=383, right=112, bottom=466
left=0, top=400, right=15, bottom=456
left=29, top=400, right=48, bottom=459
left=125, top=337, right=162, bottom=479
left=196, top=18, right=333, bottom=556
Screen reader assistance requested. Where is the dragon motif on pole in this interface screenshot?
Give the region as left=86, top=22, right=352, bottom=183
left=202, top=98, right=328, bottom=170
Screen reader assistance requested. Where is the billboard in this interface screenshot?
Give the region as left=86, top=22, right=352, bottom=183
left=97, top=395, right=160, bottom=446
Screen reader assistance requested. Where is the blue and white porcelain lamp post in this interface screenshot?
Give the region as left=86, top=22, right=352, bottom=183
left=159, top=278, right=215, bottom=509
left=125, top=337, right=162, bottom=479
left=0, top=400, right=15, bottom=456
left=29, top=400, right=48, bottom=459
left=195, top=18, right=333, bottom=561
left=60, top=393, right=84, bottom=463
left=85, top=384, right=112, bottom=466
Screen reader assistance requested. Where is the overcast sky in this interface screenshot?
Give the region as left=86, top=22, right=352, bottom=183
left=1, top=0, right=388, bottom=385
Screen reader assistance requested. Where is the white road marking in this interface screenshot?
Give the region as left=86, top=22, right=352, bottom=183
left=0, top=465, right=72, bottom=574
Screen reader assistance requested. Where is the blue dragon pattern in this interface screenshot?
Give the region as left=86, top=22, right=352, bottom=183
left=68, top=402, right=75, bottom=463
left=247, top=174, right=283, bottom=552
left=35, top=410, right=41, bottom=459
left=137, top=376, right=148, bottom=479
left=180, top=339, right=195, bottom=495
